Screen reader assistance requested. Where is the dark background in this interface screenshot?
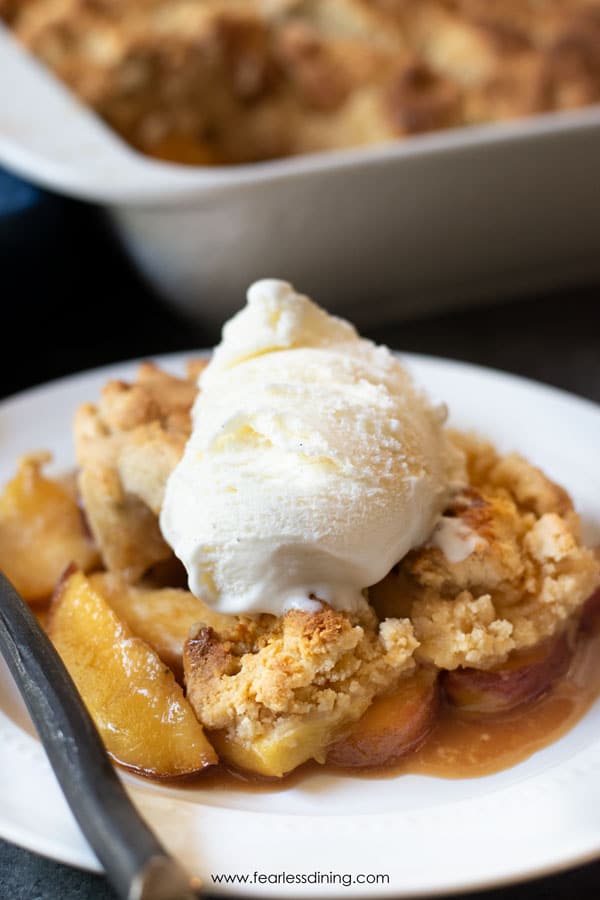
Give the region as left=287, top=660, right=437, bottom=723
left=0, top=170, right=599, bottom=899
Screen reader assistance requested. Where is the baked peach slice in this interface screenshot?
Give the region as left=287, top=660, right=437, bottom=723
left=443, top=633, right=572, bottom=715
left=326, top=668, right=439, bottom=768
left=88, top=572, right=232, bottom=680
left=0, top=453, right=99, bottom=602
left=48, top=568, right=217, bottom=777
left=208, top=718, right=340, bottom=780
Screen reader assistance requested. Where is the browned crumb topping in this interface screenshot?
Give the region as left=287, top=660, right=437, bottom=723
left=371, top=432, right=600, bottom=670
left=4, top=1, right=600, bottom=164
left=184, top=600, right=417, bottom=754
left=74, top=359, right=205, bottom=580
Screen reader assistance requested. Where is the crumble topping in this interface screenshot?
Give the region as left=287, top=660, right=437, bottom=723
left=184, top=601, right=418, bottom=755
left=73, top=359, right=205, bottom=580
left=4, top=0, right=600, bottom=164
left=371, top=433, right=600, bottom=669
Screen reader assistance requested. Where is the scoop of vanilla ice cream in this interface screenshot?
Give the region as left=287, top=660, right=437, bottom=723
left=160, top=279, right=465, bottom=615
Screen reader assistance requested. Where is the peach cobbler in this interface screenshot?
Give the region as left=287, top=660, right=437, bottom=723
left=0, top=279, right=599, bottom=782
left=2, top=1, right=600, bottom=165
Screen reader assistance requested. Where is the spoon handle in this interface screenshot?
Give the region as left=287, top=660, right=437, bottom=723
left=0, top=571, right=198, bottom=900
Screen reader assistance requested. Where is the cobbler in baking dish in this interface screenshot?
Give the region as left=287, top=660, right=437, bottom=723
left=3, top=1, right=600, bottom=165
left=1, top=280, right=599, bottom=783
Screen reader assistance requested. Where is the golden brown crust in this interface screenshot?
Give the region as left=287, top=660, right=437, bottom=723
left=386, top=59, right=463, bottom=134
left=6, top=0, right=600, bottom=164
left=371, top=433, right=600, bottom=670
left=184, top=601, right=418, bottom=763
left=74, top=359, right=203, bottom=581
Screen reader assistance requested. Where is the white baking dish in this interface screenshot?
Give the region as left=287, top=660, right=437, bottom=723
left=1, top=25, right=600, bottom=328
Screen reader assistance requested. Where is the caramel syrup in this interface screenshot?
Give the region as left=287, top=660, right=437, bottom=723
left=397, top=624, right=600, bottom=779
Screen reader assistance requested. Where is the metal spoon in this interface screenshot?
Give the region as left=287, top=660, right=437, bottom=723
left=0, top=571, right=200, bottom=900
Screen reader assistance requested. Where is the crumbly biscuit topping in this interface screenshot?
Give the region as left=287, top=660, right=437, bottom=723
left=184, top=601, right=417, bottom=753
left=371, top=433, right=600, bottom=670
left=74, top=360, right=204, bottom=580
left=4, top=0, right=600, bottom=163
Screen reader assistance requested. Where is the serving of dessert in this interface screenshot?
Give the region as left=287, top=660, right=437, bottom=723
left=2, top=0, right=600, bottom=165
left=0, top=279, right=599, bottom=786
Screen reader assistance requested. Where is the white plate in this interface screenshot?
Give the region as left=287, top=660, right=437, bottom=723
left=1, top=352, right=600, bottom=898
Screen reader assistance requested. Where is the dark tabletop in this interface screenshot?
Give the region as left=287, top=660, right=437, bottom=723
left=0, top=178, right=599, bottom=900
